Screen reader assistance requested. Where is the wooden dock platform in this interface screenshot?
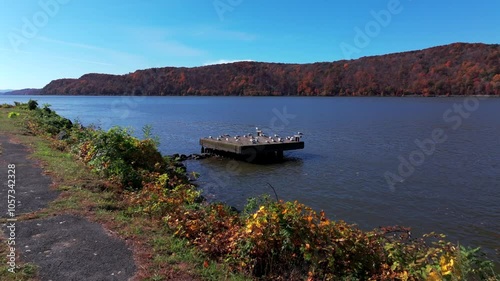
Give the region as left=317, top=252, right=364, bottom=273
left=199, top=130, right=304, bottom=161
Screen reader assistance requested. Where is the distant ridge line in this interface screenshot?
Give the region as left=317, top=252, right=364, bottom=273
left=39, top=42, right=500, bottom=96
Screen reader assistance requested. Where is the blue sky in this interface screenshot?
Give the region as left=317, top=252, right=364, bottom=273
left=1, top=0, right=499, bottom=89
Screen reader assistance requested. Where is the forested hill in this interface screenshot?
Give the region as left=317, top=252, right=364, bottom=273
left=42, top=43, right=500, bottom=96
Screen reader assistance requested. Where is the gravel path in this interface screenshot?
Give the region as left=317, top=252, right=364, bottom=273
left=0, top=134, right=137, bottom=280
left=0, top=134, right=59, bottom=217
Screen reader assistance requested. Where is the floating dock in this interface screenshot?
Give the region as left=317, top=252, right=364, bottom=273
left=200, top=129, right=304, bottom=161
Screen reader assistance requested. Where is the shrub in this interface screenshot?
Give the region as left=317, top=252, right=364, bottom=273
left=27, top=99, right=38, bottom=110
left=24, top=104, right=73, bottom=136
left=76, top=126, right=167, bottom=190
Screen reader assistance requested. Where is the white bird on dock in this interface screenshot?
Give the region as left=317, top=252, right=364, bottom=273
left=216, top=137, right=221, bottom=141
left=225, top=138, right=229, bottom=141
left=298, top=132, right=303, bottom=136
left=209, top=136, right=212, bottom=139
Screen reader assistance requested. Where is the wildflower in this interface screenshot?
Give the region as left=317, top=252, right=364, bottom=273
left=426, top=271, right=440, bottom=281
left=440, top=255, right=454, bottom=275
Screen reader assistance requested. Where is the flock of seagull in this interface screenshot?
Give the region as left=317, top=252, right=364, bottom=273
left=207, top=127, right=303, bottom=144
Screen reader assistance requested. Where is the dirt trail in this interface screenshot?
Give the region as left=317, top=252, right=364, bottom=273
left=0, top=134, right=136, bottom=280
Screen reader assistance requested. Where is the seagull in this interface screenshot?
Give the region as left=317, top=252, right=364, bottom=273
left=298, top=132, right=303, bottom=135
left=209, top=136, right=212, bottom=139
left=216, top=137, right=221, bottom=141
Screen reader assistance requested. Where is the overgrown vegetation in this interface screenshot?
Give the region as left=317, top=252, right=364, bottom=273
left=2, top=101, right=498, bottom=280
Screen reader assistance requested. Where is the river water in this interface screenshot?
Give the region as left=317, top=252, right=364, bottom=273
left=1, top=95, right=499, bottom=262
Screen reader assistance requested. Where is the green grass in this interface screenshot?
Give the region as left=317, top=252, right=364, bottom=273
left=30, top=140, right=95, bottom=184
left=0, top=107, right=27, bottom=134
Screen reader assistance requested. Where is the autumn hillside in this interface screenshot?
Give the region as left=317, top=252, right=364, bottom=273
left=41, top=43, right=500, bottom=96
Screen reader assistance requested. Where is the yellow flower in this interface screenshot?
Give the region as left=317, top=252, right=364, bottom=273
left=439, top=256, right=454, bottom=276
left=426, top=271, right=440, bottom=281
left=400, top=270, right=409, bottom=281
left=319, top=220, right=330, bottom=227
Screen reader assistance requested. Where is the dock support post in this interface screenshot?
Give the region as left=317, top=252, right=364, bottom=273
left=201, top=146, right=205, bottom=154
left=276, top=150, right=283, bottom=159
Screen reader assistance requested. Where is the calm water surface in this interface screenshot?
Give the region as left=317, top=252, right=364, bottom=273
left=1, top=96, right=499, bottom=262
